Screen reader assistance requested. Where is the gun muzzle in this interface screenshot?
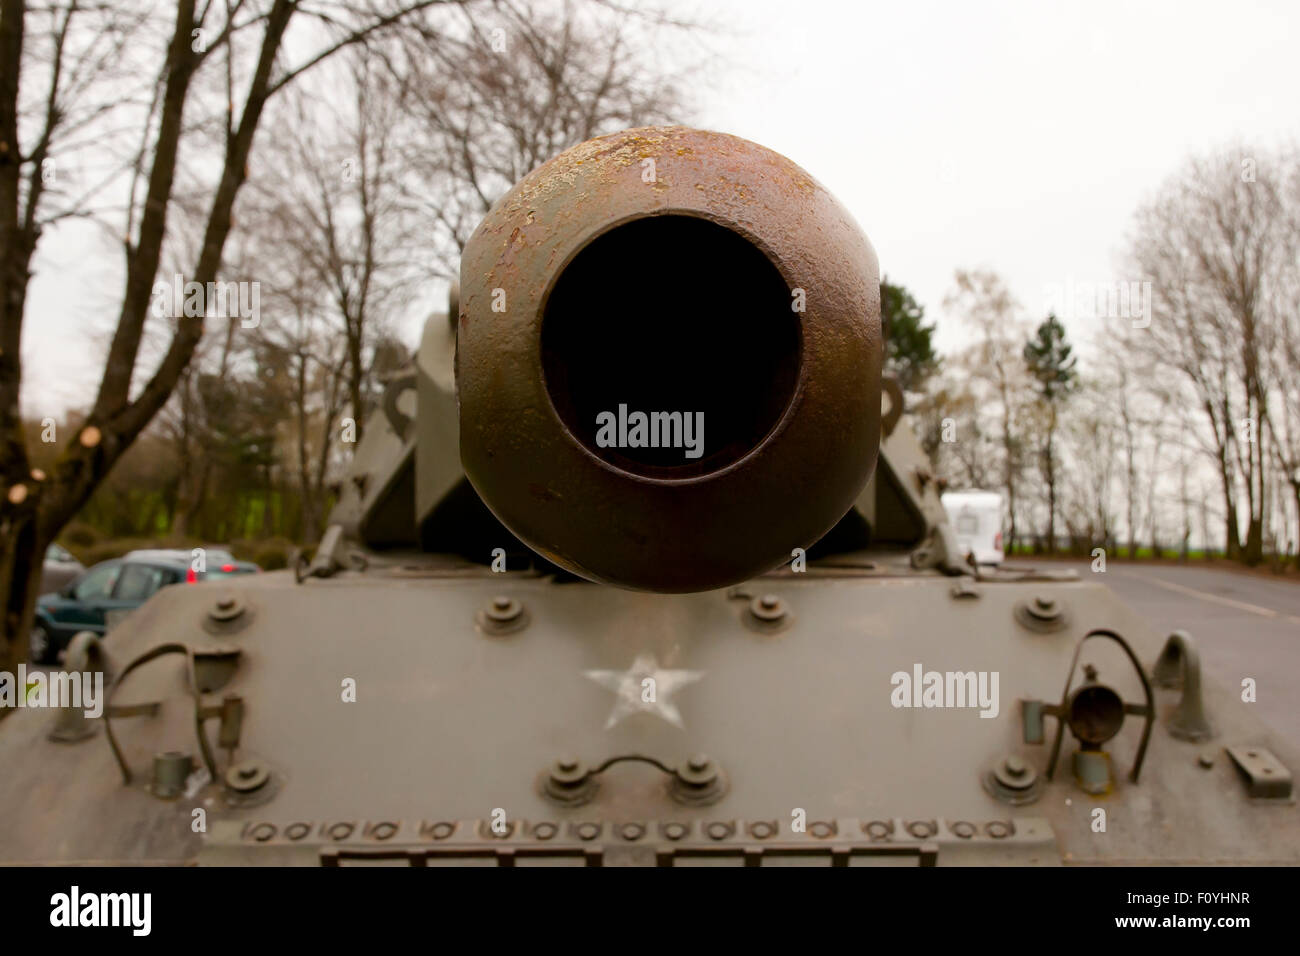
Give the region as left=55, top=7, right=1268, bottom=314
left=458, top=126, right=881, bottom=591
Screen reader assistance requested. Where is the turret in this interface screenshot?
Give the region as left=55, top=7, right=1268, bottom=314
left=325, top=127, right=958, bottom=589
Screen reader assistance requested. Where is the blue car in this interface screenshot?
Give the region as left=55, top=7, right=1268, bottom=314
left=30, top=548, right=258, bottom=664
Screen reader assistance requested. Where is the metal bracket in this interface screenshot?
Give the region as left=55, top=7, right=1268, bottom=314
left=540, top=753, right=728, bottom=808
left=910, top=524, right=968, bottom=577
left=381, top=371, right=418, bottom=443
left=1152, top=630, right=1213, bottom=741
left=47, top=631, right=112, bottom=743
left=1022, top=628, right=1155, bottom=786
left=1225, top=746, right=1293, bottom=800
left=103, top=643, right=228, bottom=788
left=198, top=695, right=245, bottom=752
left=294, top=524, right=364, bottom=582
left=881, top=375, right=904, bottom=438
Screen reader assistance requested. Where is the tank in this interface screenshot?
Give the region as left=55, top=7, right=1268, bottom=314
left=2, top=126, right=1296, bottom=866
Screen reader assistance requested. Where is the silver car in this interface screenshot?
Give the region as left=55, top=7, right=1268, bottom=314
left=39, top=542, right=84, bottom=595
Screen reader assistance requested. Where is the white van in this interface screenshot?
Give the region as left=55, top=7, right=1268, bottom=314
left=941, top=490, right=1004, bottom=566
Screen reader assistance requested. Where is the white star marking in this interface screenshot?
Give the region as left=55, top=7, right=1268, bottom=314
left=584, top=653, right=703, bottom=729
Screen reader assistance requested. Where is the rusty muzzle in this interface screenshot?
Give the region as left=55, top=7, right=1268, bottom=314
left=457, top=126, right=881, bottom=592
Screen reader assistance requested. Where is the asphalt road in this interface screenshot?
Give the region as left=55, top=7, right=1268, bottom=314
left=1007, top=558, right=1300, bottom=752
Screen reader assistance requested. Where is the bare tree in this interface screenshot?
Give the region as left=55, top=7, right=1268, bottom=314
left=1059, top=377, right=1118, bottom=553
left=392, top=0, right=695, bottom=270
left=1127, top=144, right=1291, bottom=564
left=1114, top=363, right=1143, bottom=558
left=245, top=52, right=419, bottom=445
left=943, top=269, right=1031, bottom=551
left=0, top=0, right=477, bottom=676
left=260, top=279, right=349, bottom=544
left=224, top=0, right=699, bottom=535
left=1264, top=146, right=1300, bottom=566
left=924, top=380, right=994, bottom=488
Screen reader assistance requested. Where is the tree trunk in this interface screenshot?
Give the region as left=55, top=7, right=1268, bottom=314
left=0, top=511, right=46, bottom=693
left=1045, top=419, right=1057, bottom=555
left=1003, top=444, right=1017, bottom=554
left=1293, top=484, right=1300, bottom=570
left=1244, top=516, right=1263, bottom=566
left=1218, top=449, right=1241, bottom=560
left=294, top=349, right=319, bottom=544
left=173, top=461, right=210, bottom=537
left=262, top=466, right=275, bottom=537
left=1125, top=435, right=1137, bottom=557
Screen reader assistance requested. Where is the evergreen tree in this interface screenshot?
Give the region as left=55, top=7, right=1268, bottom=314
left=1024, top=314, right=1078, bottom=552
left=881, top=278, right=940, bottom=394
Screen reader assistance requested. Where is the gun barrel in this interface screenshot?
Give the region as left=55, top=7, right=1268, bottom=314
left=457, top=126, right=882, bottom=591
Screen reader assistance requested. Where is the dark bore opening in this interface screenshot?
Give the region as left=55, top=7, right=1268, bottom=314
left=541, top=215, right=800, bottom=478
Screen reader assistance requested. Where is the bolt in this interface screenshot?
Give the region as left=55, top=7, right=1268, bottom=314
left=533, top=823, right=557, bottom=841
left=1034, top=596, right=1053, bottom=611
left=484, top=595, right=524, bottom=625
left=688, top=753, right=711, bottom=773
left=557, top=756, right=578, bottom=773
left=1198, top=753, right=1215, bottom=769
left=986, top=821, right=1011, bottom=839
left=217, top=596, right=235, bottom=611
left=706, top=822, right=731, bottom=840
left=1004, top=755, right=1027, bottom=777
left=619, top=822, right=645, bottom=841
left=749, top=593, right=789, bottom=625
left=225, top=760, right=269, bottom=793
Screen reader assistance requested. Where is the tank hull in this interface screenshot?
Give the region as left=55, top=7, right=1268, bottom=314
left=3, top=565, right=1294, bottom=865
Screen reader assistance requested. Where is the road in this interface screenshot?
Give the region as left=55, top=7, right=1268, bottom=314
left=1007, top=558, right=1300, bottom=752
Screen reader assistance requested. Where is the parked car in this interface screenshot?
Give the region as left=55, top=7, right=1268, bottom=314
left=39, top=542, right=84, bottom=596
left=125, top=547, right=260, bottom=581
left=30, top=548, right=260, bottom=663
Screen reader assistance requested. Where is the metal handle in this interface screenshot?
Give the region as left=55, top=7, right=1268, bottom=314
left=1042, top=628, right=1155, bottom=784
left=1152, top=630, right=1212, bottom=741
left=104, top=643, right=218, bottom=786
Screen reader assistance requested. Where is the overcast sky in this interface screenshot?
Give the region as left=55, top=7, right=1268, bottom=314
left=698, top=0, right=1300, bottom=349
left=21, top=0, right=1300, bottom=415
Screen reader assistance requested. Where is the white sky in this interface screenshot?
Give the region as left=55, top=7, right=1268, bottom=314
left=697, top=0, right=1300, bottom=353
left=20, top=0, right=1300, bottom=415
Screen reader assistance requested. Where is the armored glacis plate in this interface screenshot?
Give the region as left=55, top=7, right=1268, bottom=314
left=457, top=126, right=882, bottom=592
